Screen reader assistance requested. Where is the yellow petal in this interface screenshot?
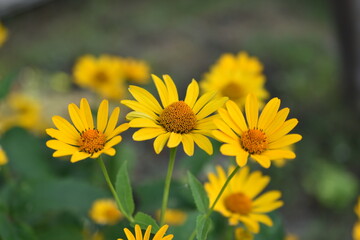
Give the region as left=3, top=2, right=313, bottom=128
left=163, top=74, right=179, bottom=104
left=268, top=134, right=302, bottom=149
left=124, top=228, right=136, bottom=240
left=46, top=128, right=78, bottom=146
left=104, top=136, right=122, bottom=149
left=80, top=98, right=94, bottom=129
left=97, top=100, right=109, bottom=133
left=245, top=94, right=259, bottom=129
left=70, top=151, right=90, bottom=163
left=52, top=116, right=79, bottom=139
left=167, top=132, right=182, bottom=148
left=192, top=133, right=213, bottom=155
left=226, top=100, right=248, bottom=132
left=243, top=172, right=270, bottom=198
left=121, top=100, right=158, bottom=120
left=213, top=119, right=238, bottom=140
left=212, top=130, right=237, bottom=144
left=153, top=132, right=171, bottom=154
left=103, top=148, right=116, bottom=156
left=104, top=107, right=120, bottom=137
left=152, top=74, right=170, bottom=108
left=249, top=213, right=273, bottom=226
left=268, top=118, right=298, bottom=142
left=133, top=128, right=166, bottom=141
left=258, top=97, right=280, bottom=130
left=192, top=91, right=217, bottom=114
left=182, top=134, right=194, bottom=156
left=218, top=108, right=242, bottom=135
left=251, top=154, right=271, bottom=168
left=53, top=149, right=77, bottom=157
left=143, top=225, right=152, bottom=240
left=107, top=123, right=130, bottom=139
left=184, top=79, right=199, bottom=109
left=263, top=149, right=296, bottom=160
left=264, top=108, right=289, bottom=135
left=135, top=224, right=143, bottom=240
left=235, top=149, right=249, bottom=167
left=46, top=139, right=78, bottom=151
left=196, top=97, right=228, bottom=120
left=252, top=200, right=284, bottom=213
left=129, top=118, right=159, bottom=128
left=153, top=225, right=169, bottom=240
left=129, top=85, right=163, bottom=114
left=252, top=191, right=282, bottom=207
left=220, top=143, right=239, bottom=156
left=68, top=103, right=86, bottom=132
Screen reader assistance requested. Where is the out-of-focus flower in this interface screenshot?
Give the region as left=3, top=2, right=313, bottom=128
left=117, top=224, right=173, bottom=240
left=89, top=198, right=122, bottom=225
left=201, top=52, right=268, bottom=107
left=0, top=146, right=8, bottom=166
left=83, top=230, right=105, bottom=240
left=0, top=22, right=8, bottom=47
left=234, top=227, right=253, bottom=240
left=354, top=197, right=360, bottom=240
left=73, top=55, right=125, bottom=100
left=0, top=93, right=47, bottom=134
left=122, top=74, right=227, bottom=156
left=213, top=95, right=302, bottom=168
left=204, top=165, right=283, bottom=233
left=286, top=233, right=299, bottom=240
left=155, top=208, right=188, bottom=226
left=119, top=57, right=150, bottom=84
left=46, top=98, right=129, bottom=163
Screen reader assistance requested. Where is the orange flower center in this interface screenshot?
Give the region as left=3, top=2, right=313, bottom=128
left=224, top=192, right=252, bottom=215
left=241, top=129, right=268, bottom=154
left=159, top=101, right=197, bottom=134
left=221, top=82, right=244, bottom=101
left=94, top=71, right=109, bottom=85
left=78, top=129, right=106, bottom=154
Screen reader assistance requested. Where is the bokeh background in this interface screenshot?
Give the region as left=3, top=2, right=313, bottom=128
left=0, top=0, right=359, bottom=239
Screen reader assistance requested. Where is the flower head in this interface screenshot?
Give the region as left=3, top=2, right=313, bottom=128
left=117, top=224, right=173, bottom=240
left=121, top=74, right=227, bottom=156
left=89, top=198, right=122, bottom=225
left=213, top=94, right=302, bottom=168
left=0, top=146, right=8, bottom=166
left=120, top=57, right=150, bottom=84
left=0, top=22, right=8, bottom=47
left=46, top=98, right=129, bottom=162
left=204, top=165, right=283, bottom=233
left=201, top=52, right=268, bottom=107
left=73, top=55, right=125, bottom=100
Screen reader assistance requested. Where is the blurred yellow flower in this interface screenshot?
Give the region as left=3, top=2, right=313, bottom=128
left=0, top=22, right=8, bottom=47
left=0, top=147, right=8, bottom=166
left=204, top=165, right=283, bottom=233
left=46, top=98, right=129, bottom=162
left=73, top=55, right=125, bottom=100
left=121, top=74, right=227, bottom=156
left=234, top=227, right=253, bottom=240
left=286, top=233, right=299, bottom=240
left=0, top=93, right=47, bottom=134
left=354, top=197, right=360, bottom=240
left=201, top=52, right=268, bottom=107
left=89, top=198, right=122, bottom=225
left=213, top=95, right=302, bottom=168
left=120, top=57, right=150, bottom=84
left=156, top=209, right=187, bottom=226
left=117, top=224, right=173, bottom=240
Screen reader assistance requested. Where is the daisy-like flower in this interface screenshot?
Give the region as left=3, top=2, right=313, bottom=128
left=0, top=146, right=8, bottom=166
left=204, top=165, right=283, bottom=233
left=89, top=198, right=123, bottom=225
left=0, top=22, right=8, bottom=47
left=121, top=74, right=228, bottom=156
left=73, top=55, right=125, bottom=100
left=117, top=224, right=173, bottom=240
left=201, top=51, right=268, bottom=107
left=46, top=98, right=129, bottom=163
left=213, top=94, right=302, bottom=168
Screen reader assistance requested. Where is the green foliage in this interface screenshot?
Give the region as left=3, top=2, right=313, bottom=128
left=254, top=213, right=285, bottom=240
left=187, top=171, right=209, bottom=213
left=196, top=214, right=212, bottom=240
left=115, top=160, right=135, bottom=219
left=133, top=212, right=160, bottom=233
left=0, top=72, right=15, bottom=100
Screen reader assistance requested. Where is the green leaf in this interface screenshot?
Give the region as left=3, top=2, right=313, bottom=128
left=133, top=212, right=160, bottom=233
left=0, top=72, right=15, bottom=100
left=196, top=214, right=212, bottom=240
left=115, top=161, right=135, bottom=218
left=187, top=171, right=209, bottom=213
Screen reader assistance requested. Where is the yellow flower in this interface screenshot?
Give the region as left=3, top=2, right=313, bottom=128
left=213, top=95, right=302, bottom=168
left=273, top=145, right=295, bottom=167
left=0, top=147, right=8, bottom=166
left=121, top=74, right=228, bottom=156
left=0, top=22, right=8, bottom=47
left=117, top=224, right=173, bottom=240
left=120, top=57, right=150, bottom=84
left=201, top=52, right=268, bottom=107
left=234, top=227, right=253, bottom=240
left=0, top=93, right=46, bottom=134
left=286, top=233, right=299, bottom=240
left=89, top=198, right=122, bottom=225
left=73, top=55, right=125, bottom=100
left=155, top=209, right=188, bottom=226
left=354, top=197, right=360, bottom=240
left=46, top=98, right=129, bottom=162
left=204, top=165, right=283, bottom=233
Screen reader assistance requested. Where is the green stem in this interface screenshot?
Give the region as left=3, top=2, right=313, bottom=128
left=188, top=165, right=240, bottom=240
left=160, top=147, right=177, bottom=226
left=97, top=157, right=134, bottom=223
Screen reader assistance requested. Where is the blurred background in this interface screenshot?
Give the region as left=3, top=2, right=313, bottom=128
left=0, top=0, right=359, bottom=239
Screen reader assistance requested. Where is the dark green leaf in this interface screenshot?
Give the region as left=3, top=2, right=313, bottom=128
left=0, top=72, right=15, bottom=100
left=133, top=212, right=160, bottom=233
left=115, top=160, right=135, bottom=218
left=187, top=171, right=209, bottom=213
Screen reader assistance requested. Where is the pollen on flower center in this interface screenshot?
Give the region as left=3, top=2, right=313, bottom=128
left=224, top=192, right=252, bottom=215
left=159, top=101, right=197, bottom=134
left=241, top=129, right=268, bottom=154
left=221, top=82, right=244, bottom=101
left=78, top=129, right=107, bottom=154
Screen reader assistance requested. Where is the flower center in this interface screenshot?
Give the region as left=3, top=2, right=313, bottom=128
left=94, top=71, right=109, bottom=85
left=78, top=129, right=107, bottom=154
left=159, top=101, right=197, bottom=134
left=221, top=82, right=244, bottom=101
left=224, top=192, right=252, bottom=215
left=241, top=129, right=268, bottom=154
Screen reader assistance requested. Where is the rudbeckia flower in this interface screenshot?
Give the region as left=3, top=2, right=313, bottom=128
left=117, top=224, right=173, bottom=240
